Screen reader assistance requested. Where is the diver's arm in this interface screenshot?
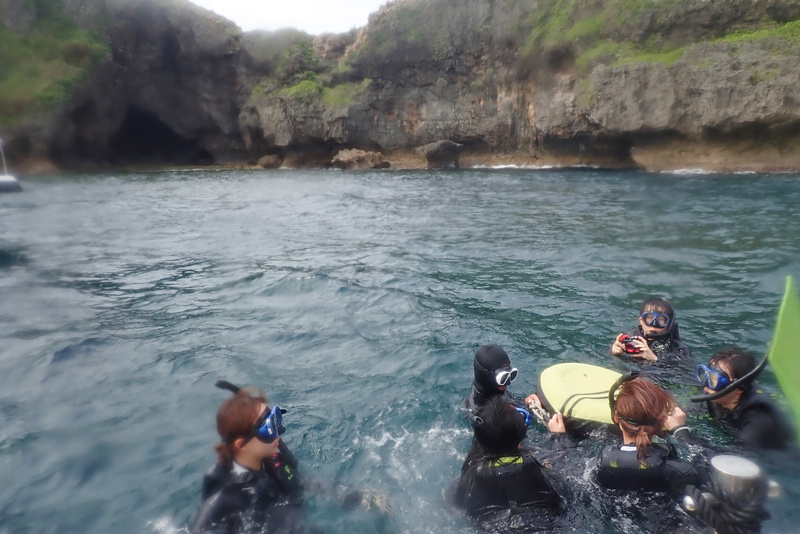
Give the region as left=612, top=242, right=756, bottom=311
left=663, top=456, right=710, bottom=492
left=190, top=490, right=236, bottom=534
left=664, top=407, right=709, bottom=448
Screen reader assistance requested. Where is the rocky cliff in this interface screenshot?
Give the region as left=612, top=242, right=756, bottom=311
left=2, top=0, right=800, bottom=172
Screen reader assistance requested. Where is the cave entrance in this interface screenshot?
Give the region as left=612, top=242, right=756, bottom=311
left=109, top=105, right=214, bottom=166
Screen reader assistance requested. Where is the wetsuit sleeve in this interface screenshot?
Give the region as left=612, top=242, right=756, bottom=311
left=670, top=426, right=709, bottom=449
left=662, top=453, right=709, bottom=492
left=506, top=391, right=529, bottom=410
left=191, top=478, right=257, bottom=534
left=190, top=491, right=230, bottom=534
left=201, top=463, right=230, bottom=501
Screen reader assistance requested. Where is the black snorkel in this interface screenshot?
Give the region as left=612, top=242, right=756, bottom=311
left=215, top=379, right=243, bottom=395
left=215, top=380, right=299, bottom=469
left=689, top=355, right=768, bottom=403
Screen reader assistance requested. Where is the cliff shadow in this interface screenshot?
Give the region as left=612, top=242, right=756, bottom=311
left=108, top=105, right=213, bottom=167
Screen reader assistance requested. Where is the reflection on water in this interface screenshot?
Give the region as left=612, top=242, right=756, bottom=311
left=1, top=169, right=799, bottom=533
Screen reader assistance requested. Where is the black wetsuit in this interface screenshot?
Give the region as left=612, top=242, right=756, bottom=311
left=448, top=450, right=562, bottom=530
left=707, top=386, right=796, bottom=449
left=596, top=432, right=707, bottom=493
left=622, top=325, right=692, bottom=366
left=462, top=383, right=527, bottom=414
left=192, top=452, right=303, bottom=534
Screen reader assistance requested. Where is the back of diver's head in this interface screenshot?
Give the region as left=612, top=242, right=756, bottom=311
left=614, top=378, right=675, bottom=463
left=472, top=396, right=526, bottom=455
left=473, top=344, right=511, bottom=395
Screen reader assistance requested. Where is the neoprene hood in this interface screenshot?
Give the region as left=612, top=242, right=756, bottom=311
left=473, top=344, right=511, bottom=395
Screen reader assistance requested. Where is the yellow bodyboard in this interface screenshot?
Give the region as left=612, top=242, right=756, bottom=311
left=538, top=362, right=622, bottom=425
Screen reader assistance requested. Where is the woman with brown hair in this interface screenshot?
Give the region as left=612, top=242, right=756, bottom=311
left=595, top=377, right=707, bottom=492
left=191, top=384, right=303, bottom=534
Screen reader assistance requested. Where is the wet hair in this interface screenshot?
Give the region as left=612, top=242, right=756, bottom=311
left=213, top=387, right=269, bottom=466
left=711, top=345, right=756, bottom=384
left=464, top=396, right=527, bottom=469
left=639, top=297, right=675, bottom=320
left=614, top=378, right=676, bottom=464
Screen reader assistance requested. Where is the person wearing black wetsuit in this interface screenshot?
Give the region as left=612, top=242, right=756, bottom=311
left=594, top=378, right=707, bottom=493
left=448, top=396, right=562, bottom=531
left=191, top=388, right=304, bottom=534
left=462, top=344, right=526, bottom=414
left=699, top=345, right=795, bottom=450
left=611, top=298, right=692, bottom=366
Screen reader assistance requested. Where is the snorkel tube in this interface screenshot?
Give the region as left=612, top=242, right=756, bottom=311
left=689, top=356, right=768, bottom=403
left=214, top=380, right=299, bottom=469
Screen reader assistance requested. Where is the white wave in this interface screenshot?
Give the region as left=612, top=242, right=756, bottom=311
left=660, top=168, right=715, bottom=175
left=145, top=517, right=188, bottom=533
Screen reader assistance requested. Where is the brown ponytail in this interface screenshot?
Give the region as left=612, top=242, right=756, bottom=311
left=614, top=378, right=675, bottom=464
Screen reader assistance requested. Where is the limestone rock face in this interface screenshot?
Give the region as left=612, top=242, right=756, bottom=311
left=417, top=140, right=463, bottom=169
left=237, top=0, right=800, bottom=170
left=257, top=154, right=282, bottom=169
left=6, top=0, right=800, bottom=171
left=331, top=149, right=388, bottom=170
left=48, top=0, right=251, bottom=169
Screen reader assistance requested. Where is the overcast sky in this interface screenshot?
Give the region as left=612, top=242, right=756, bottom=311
left=188, top=0, right=388, bottom=35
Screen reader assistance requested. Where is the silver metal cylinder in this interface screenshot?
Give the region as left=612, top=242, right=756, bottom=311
left=710, top=454, right=763, bottom=501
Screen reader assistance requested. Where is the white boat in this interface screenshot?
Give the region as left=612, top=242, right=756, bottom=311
left=0, top=137, right=22, bottom=192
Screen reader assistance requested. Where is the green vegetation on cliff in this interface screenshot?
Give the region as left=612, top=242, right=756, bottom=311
left=272, top=76, right=371, bottom=111
left=0, top=1, right=109, bottom=125
left=245, top=28, right=371, bottom=113
left=524, top=0, right=800, bottom=72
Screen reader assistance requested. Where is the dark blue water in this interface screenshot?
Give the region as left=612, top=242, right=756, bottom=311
left=1, top=169, right=799, bottom=533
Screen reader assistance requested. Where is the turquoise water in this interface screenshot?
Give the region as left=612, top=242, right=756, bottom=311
left=1, top=168, right=799, bottom=533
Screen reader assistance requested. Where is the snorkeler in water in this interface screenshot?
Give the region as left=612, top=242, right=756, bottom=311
left=191, top=384, right=303, bottom=534
left=594, top=377, right=707, bottom=492
left=462, top=344, right=527, bottom=414
left=192, top=381, right=391, bottom=534
left=611, top=297, right=692, bottom=364
left=447, top=396, right=562, bottom=529
left=697, top=345, right=795, bottom=450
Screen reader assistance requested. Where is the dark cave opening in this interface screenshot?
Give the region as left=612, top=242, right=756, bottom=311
left=109, top=105, right=214, bottom=166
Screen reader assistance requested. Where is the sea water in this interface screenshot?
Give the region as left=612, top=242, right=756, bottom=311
left=1, top=168, right=799, bottom=533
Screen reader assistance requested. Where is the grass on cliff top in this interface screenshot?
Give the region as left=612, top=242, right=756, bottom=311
left=274, top=77, right=372, bottom=109
left=576, top=19, right=800, bottom=71
left=714, top=19, right=800, bottom=46
left=528, top=0, right=800, bottom=72
left=0, top=22, right=109, bottom=125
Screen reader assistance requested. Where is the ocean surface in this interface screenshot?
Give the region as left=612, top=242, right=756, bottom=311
left=1, top=168, right=799, bottom=534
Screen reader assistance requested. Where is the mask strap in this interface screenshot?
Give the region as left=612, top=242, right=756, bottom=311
left=608, top=370, right=641, bottom=420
